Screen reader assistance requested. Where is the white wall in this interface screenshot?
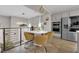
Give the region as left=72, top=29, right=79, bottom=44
left=11, top=16, right=28, bottom=28
left=29, top=16, right=40, bottom=27
left=0, top=15, right=10, bottom=28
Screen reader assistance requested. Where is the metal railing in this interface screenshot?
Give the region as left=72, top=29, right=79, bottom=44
left=0, top=28, right=24, bottom=52
left=0, top=27, right=43, bottom=52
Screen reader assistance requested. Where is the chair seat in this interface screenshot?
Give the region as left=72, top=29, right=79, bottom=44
left=34, top=34, right=48, bottom=45
left=24, top=32, right=33, bottom=41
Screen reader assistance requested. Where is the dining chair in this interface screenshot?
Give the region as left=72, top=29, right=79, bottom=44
left=47, top=32, right=53, bottom=39
left=24, top=32, right=34, bottom=46
left=45, top=32, right=54, bottom=43
left=24, top=32, right=33, bottom=41
left=33, top=34, right=48, bottom=46
left=33, top=34, right=48, bottom=52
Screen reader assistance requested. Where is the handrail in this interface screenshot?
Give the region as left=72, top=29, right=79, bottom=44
left=0, top=27, right=21, bottom=29
left=0, top=27, right=23, bottom=52
left=0, top=27, right=39, bottom=29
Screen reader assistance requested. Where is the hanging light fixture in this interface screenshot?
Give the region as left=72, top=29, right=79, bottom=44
left=39, top=5, right=49, bottom=15
left=38, top=22, right=41, bottom=27
left=39, top=5, right=44, bottom=13
left=37, top=6, right=45, bottom=30
left=28, top=23, right=31, bottom=27
left=37, top=5, right=48, bottom=30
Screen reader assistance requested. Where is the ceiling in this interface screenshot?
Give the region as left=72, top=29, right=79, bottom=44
left=0, top=5, right=41, bottom=19
left=44, top=5, right=79, bottom=14
left=0, top=5, right=79, bottom=19
left=26, top=5, right=79, bottom=15
left=26, top=5, right=49, bottom=14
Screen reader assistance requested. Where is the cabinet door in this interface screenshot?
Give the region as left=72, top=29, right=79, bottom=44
left=68, top=32, right=77, bottom=41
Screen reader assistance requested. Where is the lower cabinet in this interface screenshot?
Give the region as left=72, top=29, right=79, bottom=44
left=68, top=32, right=77, bottom=42
left=62, top=31, right=77, bottom=42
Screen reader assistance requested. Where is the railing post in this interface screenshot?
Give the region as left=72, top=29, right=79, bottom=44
left=3, top=28, right=5, bottom=51
left=61, top=18, right=62, bottom=39
left=20, top=28, right=22, bottom=46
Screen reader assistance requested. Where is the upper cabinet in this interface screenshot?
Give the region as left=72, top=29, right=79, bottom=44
left=70, top=10, right=79, bottom=16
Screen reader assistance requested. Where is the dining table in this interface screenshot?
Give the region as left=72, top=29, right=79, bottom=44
left=25, top=30, right=49, bottom=42
left=26, top=31, right=48, bottom=35
left=24, top=31, right=49, bottom=52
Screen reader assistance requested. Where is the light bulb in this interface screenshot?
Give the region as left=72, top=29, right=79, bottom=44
left=38, top=23, right=41, bottom=27
left=28, top=23, right=31, bottom=27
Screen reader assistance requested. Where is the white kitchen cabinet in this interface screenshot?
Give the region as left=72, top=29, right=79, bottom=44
left=76, top=31, right=79, bottom=52
left=62, top=17, right=69, bottom=40
left=62, top=17, right=77, bottom=42
left=68, top=32, right=77, bottom=42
